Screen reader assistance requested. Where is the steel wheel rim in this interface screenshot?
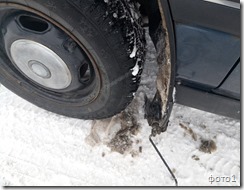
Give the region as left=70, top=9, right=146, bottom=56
left=0, top=4, right=101, bottom=104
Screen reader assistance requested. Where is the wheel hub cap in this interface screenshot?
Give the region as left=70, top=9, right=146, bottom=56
left=10, top=39, right=72, bottom=90
left=28, top=60, right=51, bottom=79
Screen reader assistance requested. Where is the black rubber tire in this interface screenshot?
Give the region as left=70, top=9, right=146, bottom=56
left=0, top=0, right=145, bottom=119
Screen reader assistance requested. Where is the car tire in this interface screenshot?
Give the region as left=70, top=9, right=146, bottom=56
left=0, top=0, right=145, bottom=119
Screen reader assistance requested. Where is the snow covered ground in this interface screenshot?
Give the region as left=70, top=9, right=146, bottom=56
left=0, top=31, right=240, bottom=187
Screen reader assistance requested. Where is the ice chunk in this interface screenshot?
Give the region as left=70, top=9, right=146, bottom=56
left=129, top=45, right=137, bottom=58
left=132, top=61, right=139, bottom=76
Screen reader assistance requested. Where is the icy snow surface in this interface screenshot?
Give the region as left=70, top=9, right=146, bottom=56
left=0, top=31, right=240, bottom=186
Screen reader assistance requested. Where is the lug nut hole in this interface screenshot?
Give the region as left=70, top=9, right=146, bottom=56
left=18, top=15, right=49, bottom=33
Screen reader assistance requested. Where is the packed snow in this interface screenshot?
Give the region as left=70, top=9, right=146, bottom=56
left=129, top=43, right=138, bottom=58
left=0, top=30, right=240, bottom=187
left=131, top=60, right=140, bottom=76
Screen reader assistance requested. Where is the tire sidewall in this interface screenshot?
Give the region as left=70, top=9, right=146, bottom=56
left=0, top=0, right=133, bottom=118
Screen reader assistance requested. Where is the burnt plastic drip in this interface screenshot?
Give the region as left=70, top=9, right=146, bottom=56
left=149, top=136, right=178, bottom=186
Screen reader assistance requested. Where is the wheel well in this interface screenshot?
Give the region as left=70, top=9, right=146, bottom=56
left=136, top=0, right=162, bottom=45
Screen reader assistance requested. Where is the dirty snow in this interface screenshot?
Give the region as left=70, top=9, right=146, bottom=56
left=0, top=30, right=240, bottom=186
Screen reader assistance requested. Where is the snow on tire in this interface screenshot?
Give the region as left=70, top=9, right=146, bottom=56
left=0, top=0, right=146, bottom=119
